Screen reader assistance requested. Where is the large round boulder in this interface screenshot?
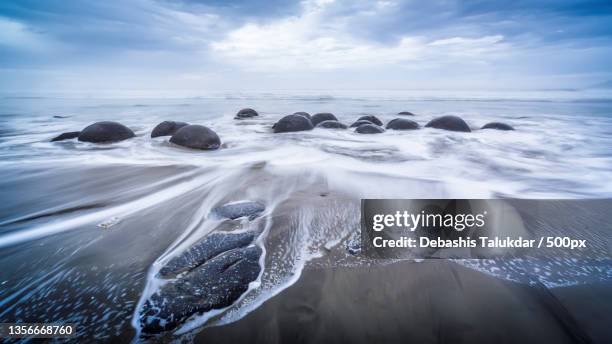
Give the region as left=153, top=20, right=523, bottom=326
left=357, top=115, right=383, bottom=126
left=78, top=121, right=135, bottom=143
left=398, top=111, right=416, bottom=116
left=316, top=120, right=347, bottom=129
left=425, top=115, right=471, bottom=132
left=355, top=124, right=385, bottom=134
left=386, top=118, right=419, bottom=130
left=293, top=112, right=311, bottom=120
left=151, top=121, right=189, bottom=138
left=481, top=122, right=515, bottom=131
left=311, top=113, right=338, bottom=126
left=273, top=114, right=314, bottom=133
left=350, top=120, right=374, bottom=128
left=235, top=108, right=259, bottom=119
left=169, top=125, right=221, bottom=150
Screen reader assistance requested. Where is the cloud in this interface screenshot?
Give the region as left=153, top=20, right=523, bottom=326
left=210, top=0, right=508, bottom=72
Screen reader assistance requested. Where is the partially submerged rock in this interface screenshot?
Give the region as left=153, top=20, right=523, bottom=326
left=425, top=115, right=471, bottom=132
left=273, top=114, right=314, bottom=133
left=159, top=231, right=258, bottom=278
left=51, top=131, right=80, bottom=142
left=140, top=245, right=262, bottom=335
left=212, top=201, right=265, bottom=220
left=349, top=120, right=374, bottom=128
left=386, top=118, right=419, bottom=130
left=169, top=125, right=221, bottom=150
left=311, top=113, right=338, bottom=126
left=235, top=108, right=259, bottom=119
left=481, top=122, right=515, bottom=131
left=355, top=124, right=385, bottom=134
left=151, top=121, right=189, bottom=138
left=316, top=120, right=348, bottom=129
left=357, top=115, right=383, bottom=126
left=78, top=121, right=135, bottom=143
left=398, top=111, right=416, bottom=116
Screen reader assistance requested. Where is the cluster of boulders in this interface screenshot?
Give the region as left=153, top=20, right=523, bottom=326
left=50, top=108, right=515, bottom=149
left=270, top=111, right=514, bottom=134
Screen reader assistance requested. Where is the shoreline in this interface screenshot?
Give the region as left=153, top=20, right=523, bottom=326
left=197, top=259, right=611, bottom=343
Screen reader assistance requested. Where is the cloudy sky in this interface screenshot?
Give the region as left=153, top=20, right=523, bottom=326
left=1, top=0, right=611, bottom=93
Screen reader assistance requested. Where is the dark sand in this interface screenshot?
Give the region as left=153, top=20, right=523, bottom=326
left=198, top=260, right=611, bottom=343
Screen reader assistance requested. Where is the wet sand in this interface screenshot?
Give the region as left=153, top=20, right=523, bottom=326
left=198, top=259, right=611, bottom=343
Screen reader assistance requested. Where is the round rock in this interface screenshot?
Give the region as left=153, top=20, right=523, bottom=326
left=398, top=111, right=416, bottom=116
left=316, top=120, right=347, bottom=129
left=273, top=114, right=314, bottom=133
left=78, top=121, right=135, bottom=143
left=151, top=121, right=189, bottom=138
left=293, top=112, right=311, bottom=120
left=481, top=122, right=515, bottom=131
left=357, top=115, right=383, bottom=126
left=169, top=124, right=221, bottom=150
left=425, top=115, right=471, bottom=132
left=235, top=108, right=259, bottom=119
left=350, top=120, right=374, bottom=128
left=355, top=124, right=385, bottom=134
left=386, top=118, right=419, bottom=130
left=311, top=113, right=338, bottom=126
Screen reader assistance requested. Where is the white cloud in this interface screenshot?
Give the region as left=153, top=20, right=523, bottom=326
left=0, top=17, right=53, bottom=52
left=210, top=0, right=509, bottom=72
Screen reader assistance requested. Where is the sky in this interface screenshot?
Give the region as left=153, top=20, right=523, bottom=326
left=1, top=0, right=612, bottom=94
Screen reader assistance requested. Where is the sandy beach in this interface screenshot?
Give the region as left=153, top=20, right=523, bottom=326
left=199, top=260, right=611, bottom=343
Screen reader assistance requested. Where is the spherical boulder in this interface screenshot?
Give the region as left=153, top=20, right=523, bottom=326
left=293, top=112, right=311, bottom=120
left=316, top=120, right=347, bottom=129
left=398, top=111, right=416, bottom=116
left=350, top=120, right=374, bottom=128
left=235, top=108, right=259, bottom=119
left=355, top=124, right=385, bottom=134
left=425, top=115, right=471, bottom=132
left=386, top=118, right=419, bottom=130
left=78, top=121, right=135, bottom=143
left=51, top=131, right=80, bottom=142
left=481, top=122, right=515, bottom=131
left=311, top=113, right=338, bottom=126
left=169, top=125, right=221, bottom=150
left=151, top=121, right=189, bottom=138
left=273, top=114, right=314, bottom=133
left=357, top=115, right=383, bottom=126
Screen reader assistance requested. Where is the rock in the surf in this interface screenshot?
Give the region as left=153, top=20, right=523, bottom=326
left=151, top=121, right=189, bottom=138
left=425, top=115, right=471, bottom=132
left=212, top=201, right=265, bottom=220
left=316, top=120, right=348, bottom=129
left=355, top=124, right=385, bottom=134
left=51, top=131, right=80, bottom=142
left=349, top=119, right=374, bottom=128
left=169, top=124, right=221, bottom=150
left=357, top=115, right=383, bottom=126
left=159, top=231, right=258, bottom=278
left=293, top=112, right=311, bottom=120
left=140, top=245, right=262, bottom=334
left=77, top=121, right=135, bottom=143
left=398, top=111, right=416, bottom=116
left=481, top=122, right=515, bottom=131
left=273, top=114, right=314, bottom=133
left=311, top=113, right=338, bottom=126
left=235, top=108, right=259, bottom=119
left=386, top=118, right=419, bottom=130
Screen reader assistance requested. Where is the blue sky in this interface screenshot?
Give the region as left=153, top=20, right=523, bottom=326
left=1, top=0, right=612, bottom=93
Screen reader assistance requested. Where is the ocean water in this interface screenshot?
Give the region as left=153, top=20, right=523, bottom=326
left=0, top=90, right=611, bottom=340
